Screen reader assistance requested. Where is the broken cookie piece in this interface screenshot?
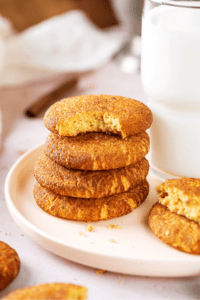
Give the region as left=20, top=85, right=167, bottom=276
left=156, top=178, right=200, bottom=224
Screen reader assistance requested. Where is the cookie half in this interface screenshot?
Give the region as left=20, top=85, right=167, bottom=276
left=44, top=95, right=153, bottom=138
left=148, top=202, right=200, bottom=254
left=0, top=241, right=20, bottom=291
left=44, top=131, right=150, bottom=170
left=1, top=283, right=87, bottom=300
left=34, top=180, right=149, bottom=222
left=156, top=178, right=200, bottom=224
left=34, top=155, right=149, bottom=198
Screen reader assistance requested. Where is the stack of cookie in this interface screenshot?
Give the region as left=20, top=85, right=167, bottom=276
left=33, top=95, right=153, bottom=222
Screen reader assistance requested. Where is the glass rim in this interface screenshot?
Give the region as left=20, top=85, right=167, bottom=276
left=150, top=0, right=200, bottom=8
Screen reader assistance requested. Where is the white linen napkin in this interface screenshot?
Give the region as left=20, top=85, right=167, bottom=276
left=0, top=10, right=125, bottom=87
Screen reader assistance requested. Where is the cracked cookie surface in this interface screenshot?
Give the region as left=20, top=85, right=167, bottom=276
left=34, top=155, right=149, bottom=198
left=1, top=283, right=87, bottom=300
left=44, top=131, right=150, bottom=170
left=148, top=202, right=200, bottom=254
left=0, top=241, right=20, bottom=291
left=44, top=94, right=153, bottom=138
left=34, top=180, right=149, bottom=222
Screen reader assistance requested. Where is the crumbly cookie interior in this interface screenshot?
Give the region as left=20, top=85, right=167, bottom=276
left=157, top=185, right=200, bottom=224
left=56, top=112, right=122, bottom=136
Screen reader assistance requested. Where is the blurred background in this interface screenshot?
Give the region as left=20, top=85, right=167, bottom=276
left=0, top=0, right=143, bottom=86
left=0, top=0, right=142, bottom=34
left=0, top=0, right=119, bottom=31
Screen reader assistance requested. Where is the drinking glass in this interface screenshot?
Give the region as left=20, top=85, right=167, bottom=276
left=141, top=0, right=200, bottom=179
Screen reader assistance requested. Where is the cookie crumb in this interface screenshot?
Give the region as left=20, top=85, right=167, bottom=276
left=108, top=224, right=115, bottom=230
left=107, top=224, right=121, bottom=230
left=87, top=225, right=94, bottom=232
left=96, top=269, right=106, bottom=274
left=79, top=232, right=83, bottom=235
left=110, top=239, right=116, bottom=243
left=119, top=281, right=123, bottom=284
left=116, top=225, right=121, bottom=229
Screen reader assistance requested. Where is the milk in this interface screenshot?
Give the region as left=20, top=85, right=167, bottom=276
left=141, top=5, right=200, bottom=178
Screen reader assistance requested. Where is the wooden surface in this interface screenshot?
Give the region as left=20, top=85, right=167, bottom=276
left=0, top=0, right=118, bottom=31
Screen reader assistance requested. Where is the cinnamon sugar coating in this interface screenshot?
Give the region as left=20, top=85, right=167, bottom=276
left=0, top=241, right=20, bottom=291
left=148, top=202, right=200, bottom=254
left=44, top=131, right=150, bottom=170
left=34, top=155, right=149, bottom=198
left=44, top=95, right=153, bottom=138
left=2, top=283, right=87, bottom=300
left=34, top=180, right=149, bottom=222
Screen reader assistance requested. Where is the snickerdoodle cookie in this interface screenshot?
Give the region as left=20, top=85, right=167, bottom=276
left=44, top=131, right=150, bottom=170
left=34, top=180, right=149, bottom=222
left=1, top=283, right=87, bottom=300
left=34, top=155, right=149, bottom=198
left=0, top=241, right=20, bottom=291
left=148, top=202, right=200, bottom=254
left=44, top=95, right=153, bottom=138
left=156, top=178, right=200, bottom=224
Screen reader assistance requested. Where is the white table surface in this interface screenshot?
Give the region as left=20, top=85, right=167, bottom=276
left=0, top=61, right=200, bottom=300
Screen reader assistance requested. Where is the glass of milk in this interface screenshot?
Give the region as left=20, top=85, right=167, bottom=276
left=141, top=0, right=200, bottom=179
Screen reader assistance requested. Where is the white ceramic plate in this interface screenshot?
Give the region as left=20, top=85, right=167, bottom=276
left=5, top=144, right=200, bottom=277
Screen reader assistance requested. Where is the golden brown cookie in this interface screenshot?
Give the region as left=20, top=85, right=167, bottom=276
left=44, top=95, right=153, bottom=138
left=44, top=131, right=150, bottom=170
left=148, top=202, right=200, bottom=254
left=0, top=241, right=20, bottom=291
left=156, top=178, right=200, bottom=224
left=33, top=180, right=149, bottom=222
left=34, top=155, right=149, bottom=198
left=1, top=283, right=87, bottom=300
